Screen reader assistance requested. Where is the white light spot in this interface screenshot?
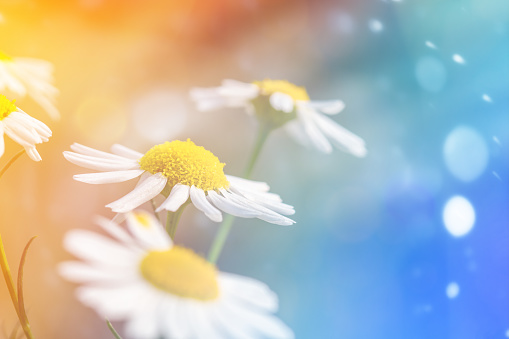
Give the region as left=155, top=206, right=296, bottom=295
left=493, top=136, right=500, bottom=145
left=493, top=171, right=501, bottom=181
left=0, top=12, right=4, bottom=24
left=446, top=282, right=460, bottom=299
left=368, top=19, right=384, bottom=33
left=425, top=41, right=437, bottom=49
left=443, top=196, right=475, bottom=237
left=482, top=94, right=492, bottom=102
left=452, top=54, right=466, bottom=64
left=415, top=56, right=447, bottom=92
left=505, top=329, right=509, bottom=337
left=131, top=89, right=188, bottom=143
left=443, top=126, right=488, bottom=182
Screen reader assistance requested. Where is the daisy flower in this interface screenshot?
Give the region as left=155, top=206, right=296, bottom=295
left=0, top=50, right=59, bottom=120
left=63, top=139, right=295, bottom=225
left=190, top=79, right=367, bottom=156
left=0, top=95, right=52, bottom=161
left=59, top=211, right=294, bottom=339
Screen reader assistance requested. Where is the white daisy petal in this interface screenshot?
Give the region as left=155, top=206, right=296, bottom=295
left=125, top=211, right=171, bottom=250
left=311, top=112, right=367, bottom=157
left=190, top=185, right=223, bottom=222
left=225, top=175, right=270, bottom=192
left=71, top=143, right=133, bottom=161
left=58, top=261, right=137, bottom=284
left=25, top=147, right=42, bottom=161
left=106, top=173, right=168, bottom=213
left=63, top=151, right=139, bottom=171
left=207, top=190, right=260, bottom=218
left=270, top=92, right=295, bottom=113
left=296, top=105, right=333, bottom=153
left=64, top=230, right=138, bottom=267
left=94, top=216, right=136, bottom=247
left=156, top=184, right=190, bottom=212
left=73, top=170, right=145, bottom=184
left=220, top=273, right=278, bottom=312
left=110, top=144, right=144, bottom=160
left=305, top=100, right=345, bottom=115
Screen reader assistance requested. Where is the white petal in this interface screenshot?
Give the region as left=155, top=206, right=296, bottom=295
left=106, top=173, right=167, bottom=213
left=270, top=92, right=295, bottom=113
left=25, top=147, right=41, bottom=161
left=156, top=184, right=190, bottom=212
left=191, top=303, right=225, bottom=339
left=73, top=170, right=144, bottom=184
left=190, top=186, right=223, bottom=222
left=77, top=283, right=150, bottom=320
left=231, top=187, right=295, bottom=215
left=311, top=112, right=367, bottom=157
left=58, top=261, right=137, bottom=284
left=124, top=301, right=161, bottom=339
left=71, top=143, right=133, bottom=161
left=221, top=297, right=294, bottom=339
left=305, top=100, right=345, bottom=115
left=296, top=105, right=333, bottom=153
left=225, top=175, right=270, bottom=192
left=63, top=230, right=138, bottom=267
left=125, top=211, right=171, bottom=250
left=63, top=151, right=139, bottom=171
left=94, top=216, right=136, bottom=246
left=110, top=144, right=144, bottom=160
left=220, top=272, right=278, bottom=312
left=207, top=190, right=259, bottom=218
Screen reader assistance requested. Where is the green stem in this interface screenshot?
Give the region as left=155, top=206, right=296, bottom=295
left=243, top=125, right=272, bottom=179
left=106, top=320, right=122, bottom=339
left=165, top=202, right=189, bottom=240
left=0, top=149, right=25, bottom=181
left=208, top=125, right=272, bottom=264
left=150, top=199, right=160, bottom=223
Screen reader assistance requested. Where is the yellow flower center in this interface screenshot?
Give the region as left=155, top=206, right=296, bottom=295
left=139, top=246, right=219, bottom=301
left=0, top=95, right=16, bottom=121
left=0, top=51, right=13, bottom=62
left=139, top=139, right=229, bottom=192
left=253, top=79, right=310, bottom=101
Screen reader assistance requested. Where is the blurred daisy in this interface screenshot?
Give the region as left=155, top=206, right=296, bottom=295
left=0, top=50, right=59, bottom=120
left=63, top=139, right=295, bottom=225
left=0, top=95, right=52, bottom=161
left=190, top=79, right=367, bottom=156
left=59, top=211, right=294, bottom=339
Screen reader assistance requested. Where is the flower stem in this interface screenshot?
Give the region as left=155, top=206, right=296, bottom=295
left=165, top=202, right=189, bottom=240
left=208, top=125, right=272, bottom=264
left=0, top=149, right=25, bottom=181
left=150, top=199, right=160, bottom=223
left=106, top=320, right=122, bottom=339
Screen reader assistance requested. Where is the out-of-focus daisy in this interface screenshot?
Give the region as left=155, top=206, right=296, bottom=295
left=63, top=139, right=295, bottom=225
left=0, top=95, right=52, bottom=161
left=59, top=211, right=294, bottom=339
left=0, top=50, right=59, bottom=120
left=190, top=79, right=367, bottom=156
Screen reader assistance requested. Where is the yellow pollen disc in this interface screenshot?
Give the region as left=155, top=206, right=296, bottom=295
left=253, top=79, right=310, bottom=101
left=0, top=51, right=13, bottom=62
left=140, top=246, right=220, bottom=301
left=0, top=95, right=17, bottom=121
left=139, top=139, right=229, bottom=191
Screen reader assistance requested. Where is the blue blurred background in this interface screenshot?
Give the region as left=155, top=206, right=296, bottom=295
left=0, top=0, right=508, bottom=338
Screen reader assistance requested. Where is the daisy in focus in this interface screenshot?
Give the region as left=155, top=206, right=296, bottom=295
left=0, top=95, right=52, bottom=161
left=59, top=211, right=294, bottom=339
left=0, top=50, right=59, bottom=120
left=190, top=79, right=367, bottom=156
left=63, top=139, right=295, bottom=225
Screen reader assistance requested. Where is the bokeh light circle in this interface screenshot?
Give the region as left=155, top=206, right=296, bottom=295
left=446, top=282, right=460, bottom=299
left=443, top=196, right=475, bottom=237
left=415, top=56, right=447, bottom=92
left=443, top=126, right=488, bottom=182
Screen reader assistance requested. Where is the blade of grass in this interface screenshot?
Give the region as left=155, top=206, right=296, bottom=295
left=106, top=320, right=122, bottom=339
left=16, top=237, right=36, bottom=339
left=0, top=234, right=21, bottom=319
